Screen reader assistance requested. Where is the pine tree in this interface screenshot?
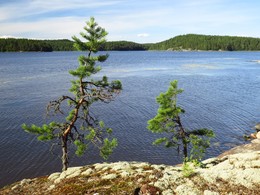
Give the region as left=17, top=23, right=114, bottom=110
left=147, top=80, right=214, bottom=162
left=22, top=17, right=122, bottom=171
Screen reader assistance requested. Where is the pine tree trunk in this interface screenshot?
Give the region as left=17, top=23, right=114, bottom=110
left=182, top=139, right=188, bottom=158
left=176, top=116, right=188, bottom=158
left=61, top=99, right=83, bottom=171
left=61, top=135, right=69, bottom=171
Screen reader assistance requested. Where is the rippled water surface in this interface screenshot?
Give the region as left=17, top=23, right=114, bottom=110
left=1, top=51, right=260, bottom=187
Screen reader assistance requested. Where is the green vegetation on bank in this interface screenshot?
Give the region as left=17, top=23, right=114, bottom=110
left=0, top=39, right=74, bottom=52
left=100, top=41, right=149, bottom=51
left=0, top=39, right=148, bottom=52
left=2, top=34, right=260, bottom=52
left=150, top=34, right=260, bottom=51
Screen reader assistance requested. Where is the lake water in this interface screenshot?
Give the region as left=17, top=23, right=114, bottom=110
left=0, top=51, right=260, bottom=187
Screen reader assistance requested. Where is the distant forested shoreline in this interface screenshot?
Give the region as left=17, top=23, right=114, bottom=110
left=1, top=34, right=260, bottom=52
left=150, top=34, right=260, bottom=51
left=0, top=39, right=74, bottom=52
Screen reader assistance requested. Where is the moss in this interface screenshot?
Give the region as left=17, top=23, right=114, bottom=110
left=190, top=176, right=260, bottom=194
left=142, top=165, right=153, bottom=171
left=51, top=174, right=140, bottom=195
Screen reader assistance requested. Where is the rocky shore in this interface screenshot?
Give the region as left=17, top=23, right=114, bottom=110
left=1, top=140, right=260, bottom=195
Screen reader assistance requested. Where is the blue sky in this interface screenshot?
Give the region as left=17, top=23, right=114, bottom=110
left=1, top=0, right=260, bottom=43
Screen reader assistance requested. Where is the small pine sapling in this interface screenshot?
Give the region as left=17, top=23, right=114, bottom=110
left=147, top=80, right=214, bottom=163
left=22, top=17, right=122, bottom=171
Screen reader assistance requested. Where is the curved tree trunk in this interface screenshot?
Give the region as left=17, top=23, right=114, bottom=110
left=61, top=98, right=83, bottom=171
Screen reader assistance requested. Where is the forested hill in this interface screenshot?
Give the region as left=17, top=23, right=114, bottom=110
left=1, top=34, right=260, bottom=52
left=150, top=34, right=260, bottom=51
left=0, top=38, right=149, bottom=52
left=100, top=41, right=150, bottom=51
left=0, top=39, right=74, bottom=52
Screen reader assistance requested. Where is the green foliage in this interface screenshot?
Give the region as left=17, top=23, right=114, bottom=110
left=110, top=80, right=123, bottom=90
left=85, top=127, right=97, bottom=141
left=147, top=80, right=184, bottom=135
left=188, top=128, right=215, bottom=161
left=74, top=140, right=87, bottom=156
left=189, top=128, right=215, bottom=137
left=72, top=17, right=107, bottom=53
left=182, top=159, right=201, bottom=178
left=152, top=137, right=168, bottom=145
left=100, top=138, right=118, bottom=160
left=189, top=133, right=213, bottom=161
left=147, top=80, right=214, bottom=163
left=182, top=162, right=195, bottom=177
left=22, top=122, right=59, bottom=141
left=66, top=110, right=75, bottom=121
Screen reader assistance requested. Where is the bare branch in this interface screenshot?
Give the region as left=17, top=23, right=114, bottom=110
left=47, top=96, right=76, bottom=116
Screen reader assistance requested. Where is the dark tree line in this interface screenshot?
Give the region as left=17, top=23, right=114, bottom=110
left=0, top=38, right=148, bottom=52
left=0, top=38, right=52, bottom=52
left=0, top=38, right=74, bottom=52
left=150, top=34, right=260, bottom=51
left=100, top=41, right=148, bottom=51
left=2, top=34, right=260, bottom=52
left=46, top=39, right=75, bottom=51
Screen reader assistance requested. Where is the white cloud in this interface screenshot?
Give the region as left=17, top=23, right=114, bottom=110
left=0, top=17, right=85, bottom=39
left=137, top=33, right=150, bottom=37
left=0, top=35, right=20, bottom=39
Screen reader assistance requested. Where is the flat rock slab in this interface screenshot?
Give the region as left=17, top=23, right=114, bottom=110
left=218, top=142, right=260, bottom=158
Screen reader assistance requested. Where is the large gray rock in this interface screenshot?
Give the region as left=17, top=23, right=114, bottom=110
left=43, top=154, right=260, bottom=194
left=218, top=142, right=260, bottom=158
left=256, top=132, right=260, bottom=139
left=48, top=172, right=61, bottom=181
left=255, top=123, right=260, bottom=131
left=200, top=151, right=260, bottom=188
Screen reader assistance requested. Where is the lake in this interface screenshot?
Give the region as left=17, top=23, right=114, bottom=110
left=0, top=51, right=260, bottom=187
